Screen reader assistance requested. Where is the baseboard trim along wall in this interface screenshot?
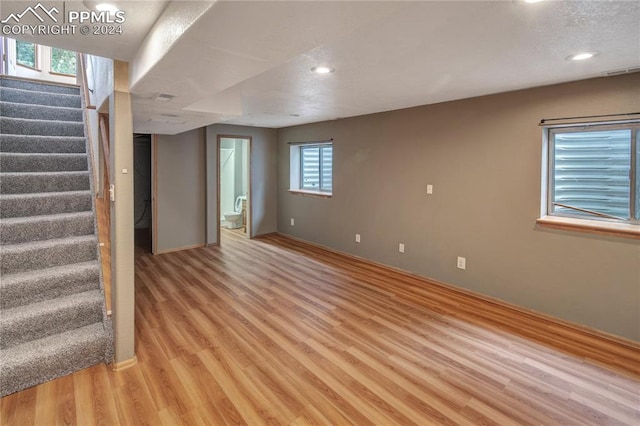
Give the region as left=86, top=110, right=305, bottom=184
left=112, top=355, right=138, bottom=372
left=274, top=232, right=640, bottom=377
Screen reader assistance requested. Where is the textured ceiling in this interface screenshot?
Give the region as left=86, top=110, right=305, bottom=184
left=3, top=1, right=639, bottom=134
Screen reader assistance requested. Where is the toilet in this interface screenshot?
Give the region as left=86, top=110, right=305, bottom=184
left=224, top=196, right=246, bottom=229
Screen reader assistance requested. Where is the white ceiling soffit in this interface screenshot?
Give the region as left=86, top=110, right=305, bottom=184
left=132, top=0, right=640, bottom=134
left=130, top=1, right=405, bottom=134
left=0, top=0, right=168, bottom=61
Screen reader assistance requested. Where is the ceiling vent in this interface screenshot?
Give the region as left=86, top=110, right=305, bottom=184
left=152, top=93, right=175, bottom=102
left=603, top=67, right=640, bottom=77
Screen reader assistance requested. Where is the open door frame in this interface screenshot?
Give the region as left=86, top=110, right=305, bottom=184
left=217, top=134, right=252, bottom=244
left=151, top=134, right=158, bottom=255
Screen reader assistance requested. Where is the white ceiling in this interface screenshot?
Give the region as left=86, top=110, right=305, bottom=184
left=3, top=1, right=640, bottom=134
left=1, top=1, right=168, bottom=60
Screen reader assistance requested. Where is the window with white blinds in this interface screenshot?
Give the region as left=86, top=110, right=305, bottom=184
left=547, top=123, right=639, bottom=224
left=300, top=145, right=332, bottom=192
left=289, top=140, right=333, bottom=196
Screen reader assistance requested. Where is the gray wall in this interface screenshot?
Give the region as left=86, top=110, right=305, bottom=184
left=277, top=73, right=640, bottom=341
left=156, top=128, right=206, bottom=252
left=206, top=124, right=278, bottom=244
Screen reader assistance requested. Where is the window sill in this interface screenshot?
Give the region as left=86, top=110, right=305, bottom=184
left=288, top=189, right=332, bottom=199
left=17, top=63, right=41, bottom=72
left=536, top=216, right=640, bottom=240
left=49, top=70, right=77, bottom=78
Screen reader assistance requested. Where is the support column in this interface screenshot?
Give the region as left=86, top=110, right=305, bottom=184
left=109, top=60, right=136, bottom=366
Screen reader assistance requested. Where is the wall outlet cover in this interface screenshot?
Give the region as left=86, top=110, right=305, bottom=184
left=457, top=256, right=466, bottom=270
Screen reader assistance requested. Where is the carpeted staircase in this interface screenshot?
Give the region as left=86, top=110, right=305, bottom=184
left=0, top=76, right=113, bottom=397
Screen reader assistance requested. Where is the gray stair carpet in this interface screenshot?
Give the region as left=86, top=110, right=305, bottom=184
left=0, top=76, right=113, bottom=397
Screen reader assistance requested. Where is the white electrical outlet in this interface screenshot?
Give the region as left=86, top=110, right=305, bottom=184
left=427, top=184, right=433, bottom=194
left=457, top=256, right=466, bottom=270
left=399, top=243, right=405, bottom=253
left=355, top=234, right=361, bottom=243
left=290, top=218, right=295, bottom=226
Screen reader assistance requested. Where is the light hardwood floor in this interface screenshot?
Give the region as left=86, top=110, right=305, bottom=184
left=2, top=229, right=639, bottom=425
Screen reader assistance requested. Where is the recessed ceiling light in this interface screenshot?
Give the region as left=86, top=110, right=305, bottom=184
left=524, top=0, right=544, bottom=3
left=567, top=51, right=599, bottom=61
left=311, top=66, right=334, bottom=74
left=95, top=3, right=119, bottom=13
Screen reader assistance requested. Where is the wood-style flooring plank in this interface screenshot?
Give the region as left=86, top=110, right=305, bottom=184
left=1, top=229, right=639, bottom=425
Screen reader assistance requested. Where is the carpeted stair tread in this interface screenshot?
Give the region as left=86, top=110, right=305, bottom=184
left=0, top=191, right=92, bottom=218
left=0, top=77, right=80, bottom=95
left=0, top=323, right=108, bottom=397
left=0, top=87, right=81, bottom=108
left=0, top=261, right=100, bottom=309
left=0, top=76, right=111, bottom=397
left=0, top=101, right=83, bottom=122
left=0, top=290, right=104, bottom=349
left=0, top=171, right=90, bottom=194
left=0, top=211, right=95, bottom=245
left=0, top=234, right=98, bottom=274
left=0, top=117, right=85, bottom=137
left=0, top=153, right=88, bottom=172
left=0, top=135, right=87, bottom=153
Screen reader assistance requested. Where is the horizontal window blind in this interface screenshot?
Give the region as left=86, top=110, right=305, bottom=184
left=321, top=145, right=333, bottom=192
left=301, top=146, right=320, bottom=190
left=300, top=144, right=333, bottom=192
left=552, top=129, right=631, bottom=219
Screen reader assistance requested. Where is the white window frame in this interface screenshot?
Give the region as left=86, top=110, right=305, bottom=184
left=49, top=46, right=77, bottom=77
left=289, top=140, right=333, bottom=197
left=538, top=120, right=639, bottom=239
left=15, top=40, right=39, bottom=70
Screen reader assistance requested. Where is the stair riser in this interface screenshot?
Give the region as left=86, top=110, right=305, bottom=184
left=0, top=88, right=81, bottom=108
left=0, top=239, right=97, bottom=274
left=0, top=265, right=100, bottom=310
left=0, top=192, right=92, bottom=218
left=0, top=135, right=86, bottom=154
left=0, top=172, right=89, bottom=194
left=0, top=78, right=80, bottom=95
left=0, top=102, right=83, bottom=122
left=0, top=77, right=112, bottom=397
left=0, top=154, right=88, bottom=172
left=0, top=215, right=95, bottom=245
left=0, top=299, right=103, bottom=349
left=0, top=117, right=84, bottom=137
left=0, top=324, right=108, bottom=397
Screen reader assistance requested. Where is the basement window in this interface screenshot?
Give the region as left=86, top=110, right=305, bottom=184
left=16, top=41, right=38, bottom=69
left=538, top=121, right=640, bottom=239
left=289, top=140, right=333, bottom=197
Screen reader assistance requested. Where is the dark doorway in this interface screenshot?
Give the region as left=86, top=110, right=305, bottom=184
left=134, top=134, right=152, bottom=254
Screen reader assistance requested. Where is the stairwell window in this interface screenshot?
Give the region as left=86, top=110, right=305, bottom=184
left=16, top=41, right=38, bottom=70
left=539, top=121, right=639, bottom=238
left=50, top=48, right=77, bottom=76
left=289, top=140, right=333, bottom=197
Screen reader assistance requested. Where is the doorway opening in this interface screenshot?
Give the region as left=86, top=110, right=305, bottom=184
left=218, top=136, right=251, bottom=242
left=134, top=134, right=152, bottom=254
